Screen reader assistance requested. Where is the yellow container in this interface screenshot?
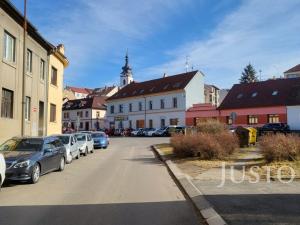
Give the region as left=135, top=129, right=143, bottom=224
left=246, top=127, right=257, bottom=145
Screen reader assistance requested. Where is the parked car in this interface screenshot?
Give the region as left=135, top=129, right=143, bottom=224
left=91, top=132, right=109, bottom=149
left=75, top=133, right=94, bottom=156
left=0, top=137, right=66, bottom=184
left=145, top=128, right=160, bottom=137
left=131, top=128, right=143, bottom=136
left=55, top=134, right=80, bottom=163
left=0, top=153, right=5, bottom=189
left=259, top=123, right=290, bottom=135
left=155, top=126, right=185, bottom=137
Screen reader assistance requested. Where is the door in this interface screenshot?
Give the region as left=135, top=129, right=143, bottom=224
left=42, top=139, right=56, bottom=173
left=85, top=122, right=89, bottom=131
left=70, top=136, right=76, bottom=157
left=38, top=101, right=44, bottom=136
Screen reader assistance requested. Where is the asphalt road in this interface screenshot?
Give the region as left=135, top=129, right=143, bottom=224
left=0, top=137, right=202, bottom=225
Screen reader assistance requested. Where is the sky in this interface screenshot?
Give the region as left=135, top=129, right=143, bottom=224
left=11, top=0, right=300, bottom=89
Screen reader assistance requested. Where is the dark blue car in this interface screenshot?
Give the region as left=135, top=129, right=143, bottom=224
left=0, top=137, right=66, bottom=184
left=91, top=132, right=109, bottom=149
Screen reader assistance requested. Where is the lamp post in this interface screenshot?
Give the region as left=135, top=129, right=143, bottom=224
left=21, top=0, right=27, bottom=136
left=144, top=96, right=146, bottom=128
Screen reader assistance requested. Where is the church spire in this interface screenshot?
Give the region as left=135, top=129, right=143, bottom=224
left=120, top=50, right=134, bottom=88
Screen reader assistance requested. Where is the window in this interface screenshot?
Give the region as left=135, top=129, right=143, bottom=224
left=237, top=93, right=243, bottom=99
left=272, top=90, right=278, bottom=96
left=227, top=116, right=233, bottom=125
left=160, top=119, right=165, bottom=128
left=51, top=66, right=58, bottom=86
left=149, top=100, right=153, bottom=110
left=96, top=111, right=100, bottom=118
left=173, top=97, right=178, bottom=108
left=248, top=115, right=258, bottom=125
left=80, top=122, right=83, bottom=129
left=139, top=102, right=142, bottom=111
left=170, top=118, right=178, bottom=125
left=25, top=96, right=31, bottom=121
left=40, top=59, right=45, bottom=80
left=85, top=111, right=89, bottom=117
left=1, top=88, right=13, bottom=118
left=26, top=49, right=32, bottom=73
left=251, top=92, right=258, bottom=97
left=3, top=31, right=15, bottom=62
left=119, top=104, right=123, bottom=113
left=50, top=104, right=56, bottom=122
left=149, top=119, right=153, bottom=128
left=63, top=112, right=69, bottom=119
left=77, top=111, right=83, bottom=118
left=160, top=99, right=165, bottom=109
left=110, top=105, right=114, bottom=114
left=129, top=103, right=132, bottom=112
left=268, top=114, right=280, bottom=123
left=129, top=120, right=132, bottom=128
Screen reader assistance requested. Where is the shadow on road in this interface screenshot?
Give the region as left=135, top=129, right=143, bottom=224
left=0, top=201, right=202, bottom=225
left=203, top=193, right=300, bottom=225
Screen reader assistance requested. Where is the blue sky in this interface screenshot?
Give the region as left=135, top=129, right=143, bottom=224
left=11, top=0, right=300, bottom=89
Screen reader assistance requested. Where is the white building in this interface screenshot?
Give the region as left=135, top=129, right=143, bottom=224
left=62, top=96, right=107, bottom=131
left=106, top=55, right=204, bottom=129
left=284, top=64, right=300, bottom=79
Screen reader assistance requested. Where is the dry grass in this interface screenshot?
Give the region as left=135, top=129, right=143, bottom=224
left=259, top=134, right=300, bottom=162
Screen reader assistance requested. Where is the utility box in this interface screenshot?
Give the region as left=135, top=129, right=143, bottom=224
left=235, top=126, right=250, bottom=147
left=246, top=127, right=257, bottom=145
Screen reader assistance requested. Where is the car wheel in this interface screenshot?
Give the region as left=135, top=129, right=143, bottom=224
left=58, top=157, right=65, bottom=171
left=91, top=147, right=94, bottom=153
left=67, top=155, right=73, bottom=164
left=84, top=147, right=88, bottom=156
left=76, top=151, right=80, bottom=159
left=30, top=164, right=40, bottom=184
left=103, top=146, right=107, bottom=149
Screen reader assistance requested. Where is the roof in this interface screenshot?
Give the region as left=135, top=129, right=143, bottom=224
left=63, top=96, right=107, bottom=111
left=218, top=78, right=300, bottom=110
left=205, top=84, right=220, bottom=90
left=0, top=0, right=53, bottom=52
left=88, top=86, right=116, bottom=97
left=284, top=64, right=300, bottom=74
left=67, top=86, right=92, bottom=95
left=107, top=71, right=199, bottom=101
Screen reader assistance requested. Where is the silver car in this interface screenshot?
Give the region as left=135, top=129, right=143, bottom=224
left=0, top=153, right=5, bottom=189
left=56, top=134, right=80, bottom=163
left=75, top=133, right=94, bottom=156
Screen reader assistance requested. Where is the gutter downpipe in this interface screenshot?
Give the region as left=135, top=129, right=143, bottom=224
left=21, top=0, right=27, bottom=136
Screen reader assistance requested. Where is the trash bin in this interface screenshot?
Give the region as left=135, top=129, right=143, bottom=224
left=235, top=126, right=250, bottom=147
left=246, top=127, right=257, bottom=145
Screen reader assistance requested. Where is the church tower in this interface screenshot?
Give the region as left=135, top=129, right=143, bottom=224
left=120, top=51, right=133, bottom=88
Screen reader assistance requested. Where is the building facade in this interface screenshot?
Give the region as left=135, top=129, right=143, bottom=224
left=284, top=64, right=300, bottom=79
left=186, top=78, right=300, bottom=129
left=47, top=45, right=69, bottom=135
left=204, top=84, right=220, bottom=106
left=62, top=96, right=107, bottom=131
left=106, top=69, right=204, bottom=129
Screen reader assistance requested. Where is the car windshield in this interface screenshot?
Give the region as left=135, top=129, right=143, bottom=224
left=0, top=138, right=43, bottom=152
left=75, top=134, right=86, bottom=141
left=92, top=133, right=105, bottom=138
left=57, top=136, right=70, bottom=145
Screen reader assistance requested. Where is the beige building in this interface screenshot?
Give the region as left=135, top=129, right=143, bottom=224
left=0, top=1, right=67, bottom=143
left=47, top=45, right=69, bottom=135
left=204, top=84, right=220, bottom=106
left=62, top=97, right=107, bottom=131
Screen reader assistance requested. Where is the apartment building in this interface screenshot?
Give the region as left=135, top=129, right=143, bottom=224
left=0, top=1, right=67, bottom=142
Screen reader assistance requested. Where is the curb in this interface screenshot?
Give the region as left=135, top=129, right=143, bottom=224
left=152, top=145, right=227, bottom=225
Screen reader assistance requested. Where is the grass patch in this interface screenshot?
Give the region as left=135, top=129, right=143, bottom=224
left=154, top=143, right=174, bottom=156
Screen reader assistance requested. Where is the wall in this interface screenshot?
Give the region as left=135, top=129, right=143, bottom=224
left=287, top=106, right=300, bottom=130
left=0, top=8, right=48, bottom=143
left=47, top=54, right=64, bottom=135
left=184, top=71, right=204, bottom=109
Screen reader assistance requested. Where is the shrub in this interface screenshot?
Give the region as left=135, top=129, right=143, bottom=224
left=196, top=120, right=227, bottom=134
left=259, top=134, right=300, bottom=162
left=170, top=131, right=239, bottom=160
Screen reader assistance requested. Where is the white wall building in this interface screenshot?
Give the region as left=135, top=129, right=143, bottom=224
left=284, top=64, right=300, bottom=79
left=106, top=69, right=204, bottom=129
left=287, top=106, right=300, bottom=130
left=62, top=96, right=107, bottom=131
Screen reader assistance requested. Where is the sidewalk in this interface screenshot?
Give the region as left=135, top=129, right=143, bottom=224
left=153, top=145, right=300, bottom=225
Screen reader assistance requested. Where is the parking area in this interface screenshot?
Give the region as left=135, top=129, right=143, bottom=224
left=0, top=137, right=202, bottom=225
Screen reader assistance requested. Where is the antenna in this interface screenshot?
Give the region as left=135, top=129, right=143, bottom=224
left=185, top=55, right=189, bottom=73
